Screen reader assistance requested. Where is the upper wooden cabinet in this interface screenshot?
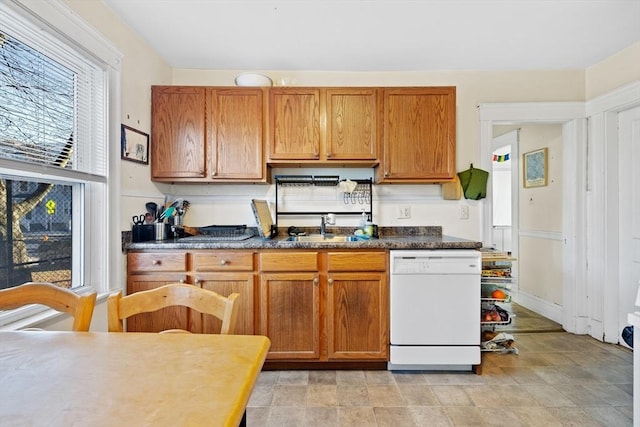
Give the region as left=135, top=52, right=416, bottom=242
left=208, top=88, right=266, bottom=181
left=268, top=88, right=321, bottom=161
left=151, top=85, right=455, bottom=182
left=376, top=87, right=456, bottom=183
left=151, top=86, right=267, bottom=183
left=267, top=88, right=380, bottom=165
left=151, top=86, right=207, bottom=180
left=325, top=88, right=379, bottom=161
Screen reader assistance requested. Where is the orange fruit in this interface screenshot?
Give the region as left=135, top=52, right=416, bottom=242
left=491, top=289, right=506, bottom=299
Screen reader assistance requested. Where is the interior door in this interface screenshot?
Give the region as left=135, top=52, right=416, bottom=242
left=618, top=106, right=640, bottom=347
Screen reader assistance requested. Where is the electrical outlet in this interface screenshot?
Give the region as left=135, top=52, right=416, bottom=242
left=459, top=205, right=469, bottom=220
left=397, top=206, right=411, bottom=219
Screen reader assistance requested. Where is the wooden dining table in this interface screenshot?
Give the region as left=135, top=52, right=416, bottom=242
left=0, top=330, right=270, bottom=426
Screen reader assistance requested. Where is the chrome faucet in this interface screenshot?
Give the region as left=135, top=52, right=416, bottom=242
left=320, top=213, right=335, bottom=236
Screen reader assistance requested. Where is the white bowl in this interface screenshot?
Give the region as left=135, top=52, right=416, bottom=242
left=234, top=73, right=273, bottom=87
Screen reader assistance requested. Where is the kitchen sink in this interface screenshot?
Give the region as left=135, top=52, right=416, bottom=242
left=286, top=234, right=360, bottom=242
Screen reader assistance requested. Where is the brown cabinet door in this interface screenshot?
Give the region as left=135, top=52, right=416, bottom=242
left=196, top=273, right=256, bottom=335
left=378, top=87, right=456, bottom=183
left=268, top=88, right=321, bottom=160
left=326, top=272, right=389, bottom=360
left=259, top=272, right=320, bottom=359
left=208, top=88, right=266, bottom=181
left=325, top=88, right=379, bottom=161
left=151, top=86, right=207, bottom=180
left=125, top=273, right=189, bottom=332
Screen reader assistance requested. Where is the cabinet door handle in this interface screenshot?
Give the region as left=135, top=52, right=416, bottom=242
left=179, top=278, right=185, bottom=283
left=313, top=278, right=319, bottom=285
left=328, top=278, right=334, bottom=284
left=220, top=259, right=228, bottom=265
left=152, top=260, right=161, bottom=265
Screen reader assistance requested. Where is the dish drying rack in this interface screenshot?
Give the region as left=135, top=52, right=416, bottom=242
left=274, top=175, right=373, bottom=226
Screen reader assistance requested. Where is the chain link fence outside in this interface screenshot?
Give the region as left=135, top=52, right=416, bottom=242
left=1, top=180, right=73, bottom=290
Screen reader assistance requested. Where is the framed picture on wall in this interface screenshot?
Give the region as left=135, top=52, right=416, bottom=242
left=523, top=147, right=548, bottom=188
left=121, top=124, right=149, bottom=164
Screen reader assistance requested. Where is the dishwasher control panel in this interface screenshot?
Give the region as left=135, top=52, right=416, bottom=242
left=391, top=250, right=481, bottom=275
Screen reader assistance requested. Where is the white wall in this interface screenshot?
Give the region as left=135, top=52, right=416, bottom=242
left=586, top=41, right=640, bottom=100
left=517, top=125, right=564, bottom=306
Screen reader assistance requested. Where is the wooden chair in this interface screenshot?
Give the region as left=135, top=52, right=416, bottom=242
left=0, top=282, right=97, bottom=332
left=107, top=283, right=239, bottom=334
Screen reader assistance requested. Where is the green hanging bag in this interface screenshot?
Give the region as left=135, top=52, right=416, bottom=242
left=458, top=164, right=489, bottom=200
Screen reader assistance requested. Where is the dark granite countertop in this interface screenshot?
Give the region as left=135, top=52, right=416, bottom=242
left=124, top=226, right=482, bottom=251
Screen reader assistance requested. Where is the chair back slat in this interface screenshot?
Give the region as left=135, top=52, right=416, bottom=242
left=0, top=282, right=97, bottom=332
left=107, top=283, right=239, bottom=334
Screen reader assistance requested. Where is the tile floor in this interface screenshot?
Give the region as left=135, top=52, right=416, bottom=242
left=247, top=332, right=633, bottom=426
left=502, top=303, right=564, bottom=333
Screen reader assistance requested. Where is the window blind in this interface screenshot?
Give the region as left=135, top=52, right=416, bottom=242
left=0, top=26, right=107, bottom=177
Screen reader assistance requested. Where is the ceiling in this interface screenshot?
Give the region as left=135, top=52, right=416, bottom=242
left=102, top=0, right=640, bottom=72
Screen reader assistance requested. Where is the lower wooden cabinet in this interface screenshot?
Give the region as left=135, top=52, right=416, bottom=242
left=126, top=252, right=188, bottom=332
left=126, top=250, right=255, bottom=334
left=197, top=273, right=255, bottom=335
left=127, top=249, right=389, bottom=363
left=258, top=250, right=388, bottom=362
left=327, top=251, right=388, bottom=360
left=259, top=272, right=320, bottom=359
left=191, top=251, right=256, bottom=335
left=327, top=272, right=388, bottom=360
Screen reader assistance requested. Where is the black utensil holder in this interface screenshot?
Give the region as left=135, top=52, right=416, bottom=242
left=132, top=224, right=154, bottom=242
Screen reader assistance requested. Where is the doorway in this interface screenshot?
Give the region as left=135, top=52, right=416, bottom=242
left=479, top=102, right=586, bottom=334
left=480, top=84, right=640, bottom=342
left=490, top=127, right=565, bottom=333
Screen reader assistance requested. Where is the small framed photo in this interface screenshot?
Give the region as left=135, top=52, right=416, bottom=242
left=523, top=147, right=548, bottom=188
left=121, top=124, right=149, bottom=164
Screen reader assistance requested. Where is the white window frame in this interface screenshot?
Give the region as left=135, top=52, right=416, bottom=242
left=0, top=0, right=122, bottom=328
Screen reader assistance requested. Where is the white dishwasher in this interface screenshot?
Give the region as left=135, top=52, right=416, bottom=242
left=388, top=250, right=481, bottom=371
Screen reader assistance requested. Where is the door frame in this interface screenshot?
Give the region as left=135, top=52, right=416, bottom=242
left=586, top=81, right=640, bottom=342
left=479, top=102, right=586, bottom=333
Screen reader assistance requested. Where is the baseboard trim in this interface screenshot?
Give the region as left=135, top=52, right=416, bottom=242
left=512, top=291, right=563, bottom=325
